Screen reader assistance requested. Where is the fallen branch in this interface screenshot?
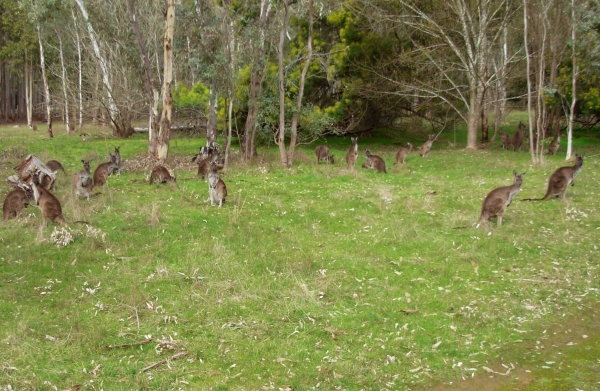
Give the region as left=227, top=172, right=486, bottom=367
left=103, top=338, right=153, bottom=350
left=141, top=350, right=187, bottom=372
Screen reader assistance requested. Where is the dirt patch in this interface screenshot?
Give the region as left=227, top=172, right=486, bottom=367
left=424, top=298, right=600, bottom=390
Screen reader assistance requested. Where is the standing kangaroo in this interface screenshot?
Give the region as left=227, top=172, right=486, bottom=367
left=365, top=149, right=387, bottom=173
left=345, top=137, right=358, bottom=169
left=509, top=122, right=526, bottom=151
left=394, top=142, right=413, bottom=164
left=196, top=151, right=219, bottom=180
left=74, top=160, right=93, bottom=200
left=315, top=145, right=334, bottom=164
left=477, top=171, right=526, bottom=228
left=547, top=131, right=560, bottom=155
left=419, top=135, right=435, bottom=157
left=93, top=153, right=118, bottom=188
left=149, top=166, right=176, bottom=184
left=3, top=188, right=33, bottom=220
left=208, top=162, right=227, bottom=207
left=500, top=132, right=511, bottom=150
left=46, top=160, right=67, bottom=175
left=110, top=147, right=121, bottom=175
left=522, top=154, right=584, bottom=202
left=31, top=170, right=66, bottom=226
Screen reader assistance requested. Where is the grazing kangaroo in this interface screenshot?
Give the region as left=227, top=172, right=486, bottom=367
left=46, top=160, right=67, bottom=175
left=149, top=166, right=176, bottom=184
left=419, top=135, right=435, bottom=157
left=110, top=147, right=121, bottom=175
left=345, top=137, right=358, bottom=169
left=3, top=188, right=33, bottom=220
left=365, top=149, right=387, bottom=173
left=522, top=154, right=584, bottom=202
left=73, top=160, right=93, bottom=200
left=93, top=153, right=118, bottom=188
left=477, top=171, right=526, bottom=228
left=208, top=162, right=227, bottom=207
left=394, top=142, right=413, bottom=164
left=31, top=170, right=66, bottom=226
left=315, top=145, right=334, bottom=164
left=547, top=131, right=560, bottom=155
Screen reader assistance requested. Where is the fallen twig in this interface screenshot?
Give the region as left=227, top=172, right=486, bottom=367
left=103, top=338, right=153, bottom=350
left=401, top=309, right=419, bottom=314
left=141, top=350, right=187, bottom=372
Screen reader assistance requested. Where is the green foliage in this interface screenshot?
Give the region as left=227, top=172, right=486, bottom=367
left=0, top=0, right=36, bottom=66
left=173, top=82, right=210, bottom=110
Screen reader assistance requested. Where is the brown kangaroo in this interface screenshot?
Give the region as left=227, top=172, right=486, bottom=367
left=31, top=170, right=66, bottom=226
left=394, top=142, right=413, bottom=164
left=46, top=160, right=67, bottom=175
left=315, top=145, right=334, bottom=164
left=110, top=147, right=121, bottom=175
left=149, top=166, right=176, bottom=184
left=361, top=160, right=372, bottom=169
left=196, top=151, right=219, bottom=180
left=345, top=137, right=358, bottom=169
left=365, top=149, right=386, bottom=173
left=522, top=154, right=584, bottom=202
left=500, top=132, right=511, bottom=150
left=93, top=153, right=118, bottom=188
left=419, top=135, right=435, bottom=157
left=3, top=188, right=33, bottom=220
left=508, top=122, right=526, bottom=151
left=547, top=131, right=560, bottom=155
left=208, top=162, right=227, bottom=207
left=477, top=171, right=526, bottom=228
left=73, top=160, right=93, bottom=200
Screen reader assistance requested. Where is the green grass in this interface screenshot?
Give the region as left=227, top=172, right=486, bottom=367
left=0, top=121, right=599, bottom=390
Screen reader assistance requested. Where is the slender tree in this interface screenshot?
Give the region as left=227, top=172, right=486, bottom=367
left=157, top=0, right=175, bottom=161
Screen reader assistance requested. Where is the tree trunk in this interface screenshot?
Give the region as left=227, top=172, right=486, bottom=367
left=276, top=1, right=291, bottom=168
left=25, top=54, right=33, bottom=128
left=127, top=0, right=159, bottom=155
left=287, top=0, right=314, bottom=166
left=57, top=33, right=71, bottom=133
left=157, top=0, right=176, bottom=162
left=523, top=0, right=536, bottom=164
left=466, top=79, right=480, bottom=149
left=71, top=9, right=83, bottom=128
left=206, top=86, right=218, bottom=145
left=36, top=21, right=52, bottom=138
left=566, top=0, right=576, bottom=160
left=74, top=0, right=120, bottom=136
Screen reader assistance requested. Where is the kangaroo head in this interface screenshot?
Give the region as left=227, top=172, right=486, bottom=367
left=110, top=153, right=117, bottom=163
left=574, top=154, right=584, bottom=166
left=81, top=159, right=91, bottom=171
left=407, top=142, right=413, bottom=148
left=513, top=170, right=526, bottom=186
left=328, top=154, right=335, bottom=163
left=351, top=137, right=357, bottom=144
left=365, top=149, right=371, bottom=158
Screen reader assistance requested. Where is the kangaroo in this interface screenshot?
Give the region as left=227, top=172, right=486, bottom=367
left=31, top=170, right=66, bottom=226
left=208, top=162, right=227, bottom=207
left=46, top=160, right=67, bottom=175
left=547, top=131, right=560, bottom=155
left=345, top=137, right=358, bottom=169
left=3, top=188, right=33, bottom=220
left=149, top=165, right=176, bottom=184
left=365, top=149, right=386, bottom=173
left=315, top=145, right=334, bottom=164
left=477, top=170, right=526, bottom=228
left=73, top=160, right=93, bottom=200
left=109, top=147, right=121, bottom=175
left=93, top=153, right=118, bottom=188
left=500, top=132, right=511, bottom=150
left=509, top=122, right=526, bottom=151
left=419, top=135, right=435, bottom=157
left=196, top=151, right=219, bottom=180
left=394, top=142, right=413, bottom=164
left=522, top=154, right=584, bottom=202
left=361, top=160, right=372, bottom=169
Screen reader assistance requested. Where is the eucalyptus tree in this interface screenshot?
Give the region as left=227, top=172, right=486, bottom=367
left=157, top=0, right=176, bottom=161
left=352, top=0, right=520, bottom=150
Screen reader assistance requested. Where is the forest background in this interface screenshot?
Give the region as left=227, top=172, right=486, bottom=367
left=0, top=0, right=598, bottom=163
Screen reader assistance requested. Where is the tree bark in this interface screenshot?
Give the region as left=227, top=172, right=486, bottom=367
left=523, top=0, right=536, bottom=164
left=71, top=9, right=83, bottom=128
left=36, top=20, right=52, bottom=138
left=206, top=86, right=218, bottom=145
left=157, top=0, right=176, bottom=162
left=57, top=33, right=70, bottom=133
left=25, top=53, right=33, bottom=128
left=566, top=0, right=576, bottom=160
left=127, top=0, right=159, bottom=155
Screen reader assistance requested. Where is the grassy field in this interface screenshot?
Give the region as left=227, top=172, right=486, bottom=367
left=0, top=119, right=599, bottom=390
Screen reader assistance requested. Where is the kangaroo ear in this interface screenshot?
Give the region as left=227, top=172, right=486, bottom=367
left=521, top=171, right=527, bottom=177
left=513, top=170, right=517, bottom=176
left=81, top=159, right=85, bottom=164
